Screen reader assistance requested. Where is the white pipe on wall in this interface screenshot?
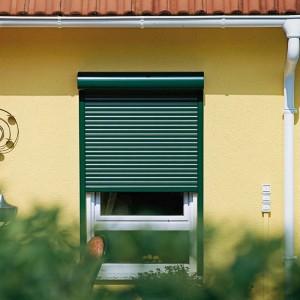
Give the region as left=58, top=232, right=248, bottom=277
left=283, top=20, right=300, bottom=299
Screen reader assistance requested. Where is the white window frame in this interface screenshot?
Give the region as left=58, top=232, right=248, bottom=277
left=86, top=192, right=197, bottom=280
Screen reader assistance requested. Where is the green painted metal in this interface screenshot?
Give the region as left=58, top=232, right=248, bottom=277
left=197, top=95, right=204, bottom=276
left=84, top=97, right=199, bottom=192
left=78, top=72, right=204, bottom=90
left=79, top=98, right=87, bottom=248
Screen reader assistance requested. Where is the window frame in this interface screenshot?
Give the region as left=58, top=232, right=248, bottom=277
left=87, top=192, right=196, bottom=234
left=86, top=192, right=198, bottom=280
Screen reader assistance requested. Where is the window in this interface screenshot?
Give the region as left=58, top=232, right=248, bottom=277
left=79, top=73, right=204, bottom=280
left=99, top=192, right=184, bottom=216
left=86, top=192, right=197, bottom=279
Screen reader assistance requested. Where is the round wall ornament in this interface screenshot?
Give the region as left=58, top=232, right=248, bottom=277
left=0, top=109, right=19, bottom=154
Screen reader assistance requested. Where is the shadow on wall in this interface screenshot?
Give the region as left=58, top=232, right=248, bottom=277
left=0, top=28, right=289, bottom=97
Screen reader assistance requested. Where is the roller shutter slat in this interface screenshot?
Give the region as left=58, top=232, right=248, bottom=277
left=83, top=96, right=199, bottom=192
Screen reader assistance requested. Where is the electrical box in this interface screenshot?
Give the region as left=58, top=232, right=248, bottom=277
left=262, top=184, right=271, bottom=213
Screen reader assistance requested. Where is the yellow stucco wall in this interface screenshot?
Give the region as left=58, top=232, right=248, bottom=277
left=0, top=27, right=299, bottom=295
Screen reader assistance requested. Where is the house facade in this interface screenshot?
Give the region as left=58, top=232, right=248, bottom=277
left=1, top=0, right=300, bottom=297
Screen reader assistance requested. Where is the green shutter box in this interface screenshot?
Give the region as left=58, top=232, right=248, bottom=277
left=79, top=72, right=203, bottom=192
left=78, top=72, right=204, bottom=90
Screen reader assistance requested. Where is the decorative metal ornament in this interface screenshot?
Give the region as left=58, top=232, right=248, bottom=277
left=0, top=109, right=19, bottom=154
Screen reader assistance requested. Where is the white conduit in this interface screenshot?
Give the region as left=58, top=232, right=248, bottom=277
left=0, top=13, right=299, bottom=297
left=283, top=20, right=300, bottom=299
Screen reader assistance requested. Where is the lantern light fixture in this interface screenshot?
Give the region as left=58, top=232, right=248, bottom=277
left=0, top=193, right=17, bottom=227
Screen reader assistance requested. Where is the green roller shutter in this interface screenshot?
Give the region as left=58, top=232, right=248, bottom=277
left=79, top=73, right=203, bottom=193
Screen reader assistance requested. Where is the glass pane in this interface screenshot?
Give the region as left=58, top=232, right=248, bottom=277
left=96, top=231, right=189, bottom=264
left=100, top=192, right=184, bottom=216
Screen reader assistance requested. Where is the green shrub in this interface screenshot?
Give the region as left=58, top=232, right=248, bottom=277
left=0, top=206, right=94, bottom=300
left=133, top=265, right=203, bottom=300
left=0, top=206, right=293, bottom=300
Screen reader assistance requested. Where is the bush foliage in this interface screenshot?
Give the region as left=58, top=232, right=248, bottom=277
left=0, top=207, right=94, bottom=300
left=0, top=206, right=299, bottom=299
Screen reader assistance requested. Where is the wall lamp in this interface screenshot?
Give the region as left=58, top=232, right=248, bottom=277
left=0, top=193, right=17, bottom=227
